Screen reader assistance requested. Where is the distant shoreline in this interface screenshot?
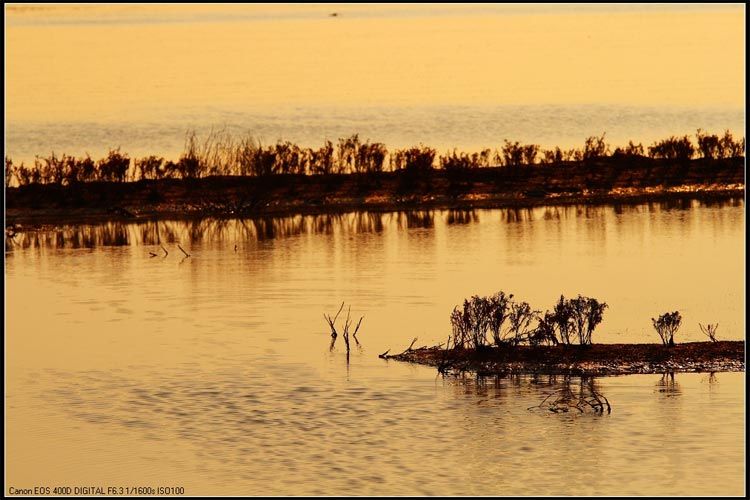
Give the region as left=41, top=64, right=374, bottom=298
left=5, top=157, right=745, bottom=227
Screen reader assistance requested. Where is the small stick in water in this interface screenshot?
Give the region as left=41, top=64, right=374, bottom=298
left=177, top=244, right=190, bottom=257
left=161, top=245, right=169, bottom=257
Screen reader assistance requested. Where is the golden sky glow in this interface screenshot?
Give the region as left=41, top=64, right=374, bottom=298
left=5, top=4, right=745, bottom=123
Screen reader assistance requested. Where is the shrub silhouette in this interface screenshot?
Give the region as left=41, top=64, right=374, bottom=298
left=568, top=295, right=607, bottom=345
left=440, top=150, right=473, bottom=171
left=612, top=141, right=644, bottom=158
left=136, top=156, right=165, bottom=180
left=96, top=148, right=130, bottom=182
left=719, top=130, right=745, bottom=158
left=531, top=311, right=560, bottom=346
left=651, top=311, right=682, bottom=346
left=507, top=300, right=538, bottom=345
left=356, top=141, right=388, bottom=174
left=583, top=133, right=610, bottom=162
left=336, top=134, right=360, bottom=173
left=648, top=136, right=694, bottom=160
left=501, top=140, right=524, bottom=167
left=449, top=292, right=514, bottom=349
left=696, top=129, right=721, bottom=159
left=542, top=147, right=564, bottom=164
left=551, top=295, right=575, bottom=345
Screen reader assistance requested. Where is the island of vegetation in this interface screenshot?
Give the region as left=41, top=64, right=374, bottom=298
left=5, top=129, right=745, bottom=226
left=379, top=293, right=745, bottom=376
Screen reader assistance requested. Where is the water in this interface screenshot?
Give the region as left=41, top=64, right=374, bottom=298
left=5, top=4, right=745, bottom=164
left=5, top=200, right=745, bottom=495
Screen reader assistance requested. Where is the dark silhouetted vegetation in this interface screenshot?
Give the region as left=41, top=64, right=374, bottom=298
left=448, top=292, right=607, bottom=349
left=652, top=311, right=682, bottom=346
left=583, top=133, right=610, bottom=162
left=648, top=136, right=695, bottom=161
left=5, top=129, right=744, bottom=188
left=699, top=322, right=719, bottom=342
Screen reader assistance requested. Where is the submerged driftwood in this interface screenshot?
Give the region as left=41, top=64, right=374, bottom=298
left=383, top=341, right=745, bottom=376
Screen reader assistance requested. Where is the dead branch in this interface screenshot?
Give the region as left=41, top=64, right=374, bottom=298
left=323, top=302, right=345, bottom=339
left=352, top=316, right=364, bottom=341
left=699, top=322, right=719, bottom=342
left=177, top=244, right=190, bottom=257
left=342, top=306, right=352, bottom=352
left=399, top=337, right=418, bottom=355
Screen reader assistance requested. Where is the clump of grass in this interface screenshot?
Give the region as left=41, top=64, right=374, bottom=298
left=651, top=311, right=682, bottom=346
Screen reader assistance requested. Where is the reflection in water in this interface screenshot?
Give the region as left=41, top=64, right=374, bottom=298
left=528, top=376, right=611, bottom=414
left=5, top=198, right=741, bottom=252
left=446, top=210, right=479, bottom=225
left=655, top=372, right=682, bottom=396
left=702, top=372, right=719, bottom=385
left=399, top=211, right=434, bottom=230
left=452, top=373, right=612, bottom=415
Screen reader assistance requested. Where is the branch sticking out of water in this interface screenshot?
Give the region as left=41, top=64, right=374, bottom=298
left=323, top=301, right=345, bottom=339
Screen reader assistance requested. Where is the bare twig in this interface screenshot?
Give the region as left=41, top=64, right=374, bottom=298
left=342, top=306, right=352, bottom=352
left=352, top=316, right=364, bottom=338
left=161, top=244, right=168, bottom=257
left=177, top=244, right=190, bottom=257
left=399, top=337, right=418, bottom=355
left=699, top=322, right=719, bottom=342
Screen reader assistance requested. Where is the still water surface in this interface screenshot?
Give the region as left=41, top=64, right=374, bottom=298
left=5, top=200, right=745, bottom=495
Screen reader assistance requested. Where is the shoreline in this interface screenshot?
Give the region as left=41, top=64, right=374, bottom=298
left=383, top=341, right=745, bottom=377
left=5, top=157, right=746, bottom=227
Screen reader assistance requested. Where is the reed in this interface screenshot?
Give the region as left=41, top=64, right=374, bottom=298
left=5, top=129, right=744, bottom=187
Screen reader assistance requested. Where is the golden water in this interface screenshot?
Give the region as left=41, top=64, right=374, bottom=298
left=5, top=201, right=745, bottom=495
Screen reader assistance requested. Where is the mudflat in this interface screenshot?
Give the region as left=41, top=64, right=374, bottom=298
left=384, top=341, right=745, bottom=376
